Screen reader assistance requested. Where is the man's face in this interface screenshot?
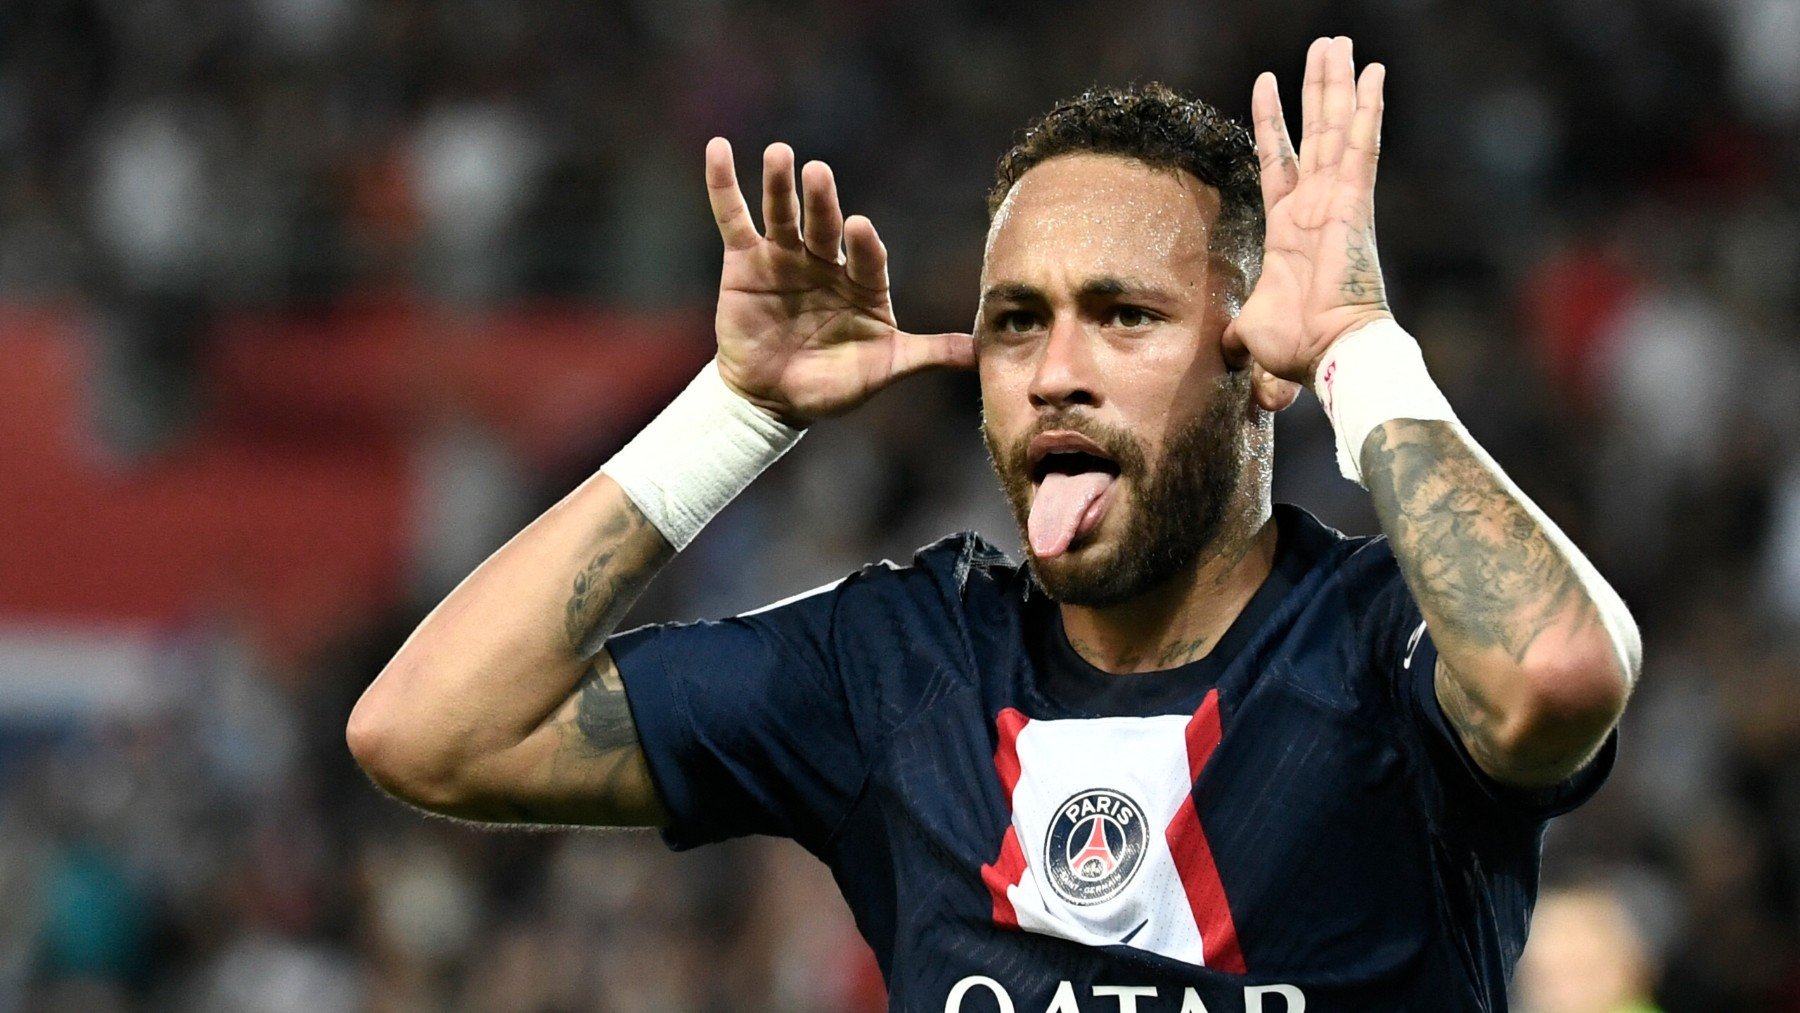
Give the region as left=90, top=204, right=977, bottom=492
left=977, top=153, right=1256, bottom=606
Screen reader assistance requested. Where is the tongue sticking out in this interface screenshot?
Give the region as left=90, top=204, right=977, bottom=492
left=1028, top=471, right=1114, bottom=559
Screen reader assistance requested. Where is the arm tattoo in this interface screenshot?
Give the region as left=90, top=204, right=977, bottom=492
left=564, top=506, right=655, bottom=654
left=1362, top=420, right=1597, bottom=665
left=1432, top=653, right=1594, bottom=786
left=495, top=659, right=662, bottom=827
left=561, top=503, right=669, bottom=658
left=575, top=659, right=637, bottom=751
left=1432, top=656, right=1507, bottom=775
left=527, top=498, right=670, bottom=825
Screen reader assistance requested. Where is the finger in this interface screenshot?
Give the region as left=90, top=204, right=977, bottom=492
left=1250, top=361, right=1302, bottom=413
left=705, top=137, right=758, bottom=251
left=893, top=330, right=977, bottom=376
left=1298, top=37, right=1329, bottom=173
left=1315, top=36, right=1356, bottom=171
left=801, top=160, right=846, bottom=263
left=1251, top=72, right=1299, bottom=210
left=843, top=214, right=888, bottom=291
left=1340, top=62, right=1386, bottom=190
left=761, top=142, right=802, bottom=247
left=1221, top=315, right=1251, bottom=371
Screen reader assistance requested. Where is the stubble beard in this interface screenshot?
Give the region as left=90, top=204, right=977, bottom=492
left=984, top=374, right=1254, bottom=608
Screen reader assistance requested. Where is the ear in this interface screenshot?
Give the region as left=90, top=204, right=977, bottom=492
left=1251, top=361, right=1301, bottom=413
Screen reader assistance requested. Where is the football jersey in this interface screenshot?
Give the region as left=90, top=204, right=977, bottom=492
left=609, top=504, right=1615, bottom=1012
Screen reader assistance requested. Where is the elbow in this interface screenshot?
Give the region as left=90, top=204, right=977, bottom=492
left=1542, top=629, right=1633, bottom=721
left=346, top=682, right=476, bottom=814
left=345, top=695, right=404, bottom=791
left=1500, top=637, right=1634, bottom=781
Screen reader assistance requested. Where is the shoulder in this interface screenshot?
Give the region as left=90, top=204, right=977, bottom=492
left=831, top=530, right=1024, bottom=607
left=735, top=531, right=1017, bottom=620
left=1274, top=504, right=1405, bottom=607
left=795, top=532, right=1026, bottom=720
left=751, top=531, right=1024, bottom=662
left=919, top=530, right=1023, bottom=595
left=1255, top=506, right=1424, bottom=702
left=1267, top=503, right=1396, bottom=598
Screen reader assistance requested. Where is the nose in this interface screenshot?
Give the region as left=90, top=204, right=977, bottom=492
left=1028, top=317, right=1100, bottom=410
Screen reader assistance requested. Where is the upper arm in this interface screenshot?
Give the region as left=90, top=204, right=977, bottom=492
left=604, top=579, right=889, bottom=851
left=440, top=649, right=668, bottom=828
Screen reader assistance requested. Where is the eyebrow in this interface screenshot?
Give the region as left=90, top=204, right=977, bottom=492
left=981, top=282, right=1041, bottom=305
left=980, top=277, right=1179, bottom=306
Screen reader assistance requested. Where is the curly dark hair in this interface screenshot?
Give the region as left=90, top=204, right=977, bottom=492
left=989, top=83, right=1264, bottom=295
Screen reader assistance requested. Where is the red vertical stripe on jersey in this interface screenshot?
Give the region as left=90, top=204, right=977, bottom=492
left=993, top=707, right=1027, bottom=796
left=1165, top=690, right=1246, bottom=974
left=1184, top=688, right=1224, bottom=781
left=982, top=828, right=1028, bottom=928
left=982, top=707, right=1031, bottom=928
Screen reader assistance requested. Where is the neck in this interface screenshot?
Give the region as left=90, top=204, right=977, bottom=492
left=1058, top=504, right=1278, bottom=674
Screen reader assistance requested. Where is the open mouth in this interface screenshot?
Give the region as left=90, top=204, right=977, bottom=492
left=1032, top=448, right=1122, bottom=485
left=1027, top=432, right=1121, bottom=482
left=1026, top=433, right=1122, bottom=560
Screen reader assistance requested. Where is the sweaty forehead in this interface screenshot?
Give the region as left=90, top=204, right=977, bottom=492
left=982, top=153, right=1221, bottom=290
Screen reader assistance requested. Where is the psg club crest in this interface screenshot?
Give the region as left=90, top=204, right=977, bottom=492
left=1042, top=788, right=1148, bottom=905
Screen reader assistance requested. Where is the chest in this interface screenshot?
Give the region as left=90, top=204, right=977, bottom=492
left=868, top=669, right=1436, bottom=979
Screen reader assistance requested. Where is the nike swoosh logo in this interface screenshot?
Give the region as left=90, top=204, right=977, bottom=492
left=1403, top=620, right=1428, bottom=669
left=1120, top=919, right=1150, bottom=944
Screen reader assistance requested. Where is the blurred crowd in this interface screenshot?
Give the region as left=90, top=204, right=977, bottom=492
left=2, top=0, right=1799, bottom=1010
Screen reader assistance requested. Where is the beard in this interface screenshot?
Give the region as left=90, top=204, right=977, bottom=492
left=983, top=373, right=1255, bottom=608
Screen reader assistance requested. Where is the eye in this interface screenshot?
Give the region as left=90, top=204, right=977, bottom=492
left=993, top=311, right=1041, bottom=334
left=1108, top=306, right=1156, bottom=329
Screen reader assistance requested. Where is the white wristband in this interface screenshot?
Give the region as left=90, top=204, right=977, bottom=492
left=601, top=360, right=803, bottom=550
left=1312, top=318, right=1459, bottom=487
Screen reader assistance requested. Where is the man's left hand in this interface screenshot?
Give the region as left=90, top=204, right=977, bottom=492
left=1225, top=36, right=1393, bottom=386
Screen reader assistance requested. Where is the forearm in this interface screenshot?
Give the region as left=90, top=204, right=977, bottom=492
left=1235, top=40, right=1632, bottom=785
left=1361, top=419, right=1639, bottom=784
left=348, top=474, right=671, bottom=813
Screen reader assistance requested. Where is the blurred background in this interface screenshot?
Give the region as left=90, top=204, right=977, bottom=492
left=0, top=0, right=1796, bottom=1010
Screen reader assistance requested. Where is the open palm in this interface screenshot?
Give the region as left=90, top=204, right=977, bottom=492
left=1226, top=37, right=1394, bottom=385
left=705, top=139, right=973, bottom=426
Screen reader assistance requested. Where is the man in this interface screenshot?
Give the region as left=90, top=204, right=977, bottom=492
left=348, top=37, right=1639, bottom=1012
left=1516, top=883, right=1665, bottom=1013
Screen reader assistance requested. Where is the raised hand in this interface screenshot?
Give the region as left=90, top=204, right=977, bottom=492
left=705, top=138, right=975, bottom=426
left=1225, top=37, right=1393, bottom=385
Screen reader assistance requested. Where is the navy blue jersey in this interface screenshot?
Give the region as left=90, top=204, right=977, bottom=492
left=610, top=505, right=1614, bottom=1012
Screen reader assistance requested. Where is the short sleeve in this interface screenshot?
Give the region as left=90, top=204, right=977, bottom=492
left=1364, top=554, right=1617, bottom=824
left=608, top=580, right=869, bottom=854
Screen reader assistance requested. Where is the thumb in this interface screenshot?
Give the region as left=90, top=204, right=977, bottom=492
left=892, top=330, right=977, bottom=377
left=1221, top=316, right=1254, bottom=372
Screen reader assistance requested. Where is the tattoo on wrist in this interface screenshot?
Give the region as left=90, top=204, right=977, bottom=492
left=1341, top=225, right=1383, bottom=302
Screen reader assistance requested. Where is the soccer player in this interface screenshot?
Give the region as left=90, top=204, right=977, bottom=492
left=348, top=37, right=1639, bottom=1012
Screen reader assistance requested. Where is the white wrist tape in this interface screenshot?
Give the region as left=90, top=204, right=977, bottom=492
left=601, top=360, right=802, bottom=550
left=1312, top=318, right=1460, bottom=487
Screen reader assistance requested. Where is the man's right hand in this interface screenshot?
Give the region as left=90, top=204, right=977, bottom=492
left=348, top=141, right=971, bottom=828
left=706, top=138, right=975, bottom=427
